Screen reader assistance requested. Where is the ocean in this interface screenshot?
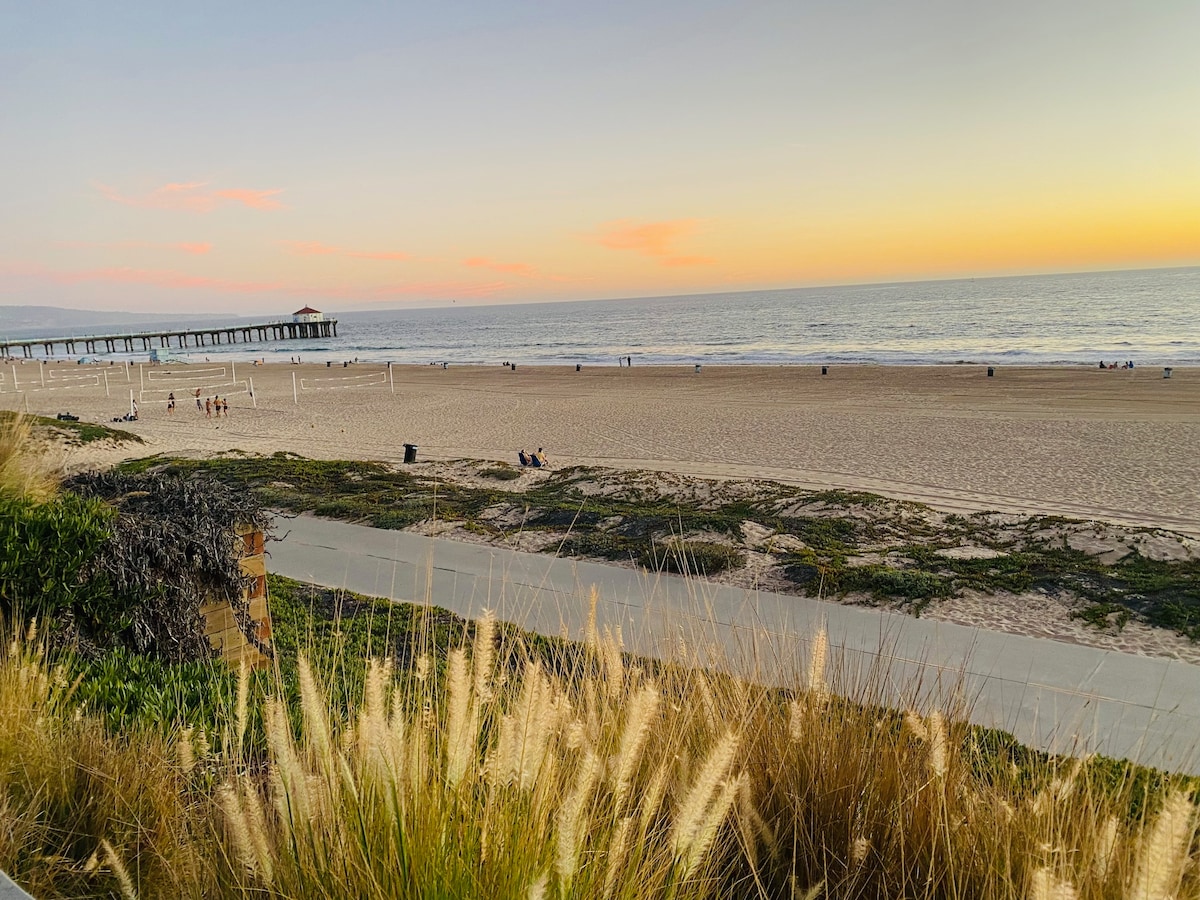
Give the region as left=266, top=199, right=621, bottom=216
left=26, top=267, right=1200, bottom=367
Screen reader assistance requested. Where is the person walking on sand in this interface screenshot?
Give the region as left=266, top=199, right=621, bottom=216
left=167, top=392, right=175, bottom=414
left=205, top=397, right=212, bottom=418
left=195, top=388, right=202, bottom=411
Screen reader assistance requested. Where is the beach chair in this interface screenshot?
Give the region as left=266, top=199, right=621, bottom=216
left=530, top=454, right=544, bottom=468
left=518, top=451, right=531, bottom=466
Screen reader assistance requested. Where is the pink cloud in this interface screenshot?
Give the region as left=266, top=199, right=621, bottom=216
left=94, top=181, right=284, bottom=213
left=175, top=242, right=213, bottom=255
left=211, top=188, right=284, bottom=210
left=463, top=257, right=537, bottom=276
left=593, top=219, right=714, bottom=267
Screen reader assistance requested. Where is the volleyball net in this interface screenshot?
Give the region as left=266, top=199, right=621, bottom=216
left=139, top=379, right=253, bottom=402
left=298, top=371, right=388, bottom=391
left=145, top=366, right=230, bottom=384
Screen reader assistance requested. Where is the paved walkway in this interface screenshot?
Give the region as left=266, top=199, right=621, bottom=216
left=268, top=515, right=1200, bottom=775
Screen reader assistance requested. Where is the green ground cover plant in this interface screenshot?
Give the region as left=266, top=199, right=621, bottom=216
left=1, top=416, right=270, bottom=660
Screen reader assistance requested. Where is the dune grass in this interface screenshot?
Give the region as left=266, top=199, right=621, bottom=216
left=2, top=595, right=1198, bottom=898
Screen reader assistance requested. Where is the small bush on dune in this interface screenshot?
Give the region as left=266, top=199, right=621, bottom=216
left=642, top=539, right=747, bottom=576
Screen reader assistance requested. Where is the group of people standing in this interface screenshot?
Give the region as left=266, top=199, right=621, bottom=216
left=164, top=389, right=230, bottom=417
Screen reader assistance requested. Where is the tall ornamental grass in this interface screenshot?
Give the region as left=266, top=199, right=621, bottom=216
left=2, top=604, right=1198, bottom=899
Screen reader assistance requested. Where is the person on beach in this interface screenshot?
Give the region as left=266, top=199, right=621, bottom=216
left=222, top=398, right=229, bottom=416
left=195, top=388, right=202, bottom=411
left=518, top=449, right=530, bottom=466
left=534, top=447, right=549, bottom=467
left=167, top=392, right=175, bottom=414
left=205, top=397, right=212, bottom=418
left=627, top=356, right=632, bottom=367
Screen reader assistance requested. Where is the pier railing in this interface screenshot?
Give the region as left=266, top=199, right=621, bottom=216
left=0, top=318, right=338, bottom=359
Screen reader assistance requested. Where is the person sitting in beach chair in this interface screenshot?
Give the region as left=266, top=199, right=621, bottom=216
left=518, top=449, right=531, bottom=466
left=531, top=447, right=548, bottom=468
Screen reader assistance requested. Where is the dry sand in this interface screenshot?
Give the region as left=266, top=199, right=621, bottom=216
left=11, top=360, right=1197, bottom=536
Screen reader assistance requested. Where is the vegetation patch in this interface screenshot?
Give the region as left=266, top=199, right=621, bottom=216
left=479, top=464, right=522, bottom=481
left=640, top=538, right=746, bottom=576
left=1, top=410, right=142, bottom=445
left=5, top=585, right=1200, bottom=899
left=116, top=454, right=1200, bottom=641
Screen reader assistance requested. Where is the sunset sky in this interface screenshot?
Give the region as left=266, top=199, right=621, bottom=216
left=2, top=0, right=1198, bottom=314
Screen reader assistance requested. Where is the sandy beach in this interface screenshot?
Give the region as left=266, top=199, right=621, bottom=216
left=8, top=358, right=1200, bottom=663
left=7, top=360, right=1199, bottom=536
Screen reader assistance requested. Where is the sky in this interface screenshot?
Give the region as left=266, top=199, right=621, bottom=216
left=1, top=0, right=1198, bottom=315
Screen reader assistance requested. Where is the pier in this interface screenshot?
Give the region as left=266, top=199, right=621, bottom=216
left=0, top=318, right=337, bottom=359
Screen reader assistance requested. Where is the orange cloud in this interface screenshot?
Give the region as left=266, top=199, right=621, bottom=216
left=94, top=182, right=283, bottom=212
left=464, top=257, right=537, bottom=276
left=593, top=219, right=714, bottom=266
left=345, top=250, right=409, bottom=261
left=211, top=188, right=284, bottom=210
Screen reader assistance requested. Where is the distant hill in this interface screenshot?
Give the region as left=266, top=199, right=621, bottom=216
left=0, top=305, right=225, bottom=337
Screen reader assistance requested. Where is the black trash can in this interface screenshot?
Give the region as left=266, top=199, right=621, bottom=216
left=987, top=367, right=994, bottom=377
left=403, top=443, right=418, bottom=464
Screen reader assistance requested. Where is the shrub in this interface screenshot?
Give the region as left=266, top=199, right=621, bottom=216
left=480, top=465, right=522, bottom=481
left=841, top=564, right=952, bottom=606
left=640, top=539, right=746, bottom=576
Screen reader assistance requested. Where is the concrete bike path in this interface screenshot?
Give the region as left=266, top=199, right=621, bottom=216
left=267, top=514, right=1200, bottom=775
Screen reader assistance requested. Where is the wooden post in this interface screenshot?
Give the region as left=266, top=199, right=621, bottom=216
left=292, top=371, right=298, bottom=404
left=249, top=376, right=257, bottom=408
